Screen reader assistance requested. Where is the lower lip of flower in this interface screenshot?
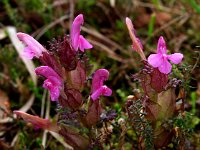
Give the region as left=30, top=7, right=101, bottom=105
left=162, top=54, right=168, bottom=59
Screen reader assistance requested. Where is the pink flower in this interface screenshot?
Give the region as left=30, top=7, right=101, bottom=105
left=91, top=69, right=112, bottom=101
left=35, top=66, right=62, bottom=101
left=148, top=36, right=183, bottom=74
left=70, top=14, right=93, bottom=52
left=17, top=32, right=46, bottom=59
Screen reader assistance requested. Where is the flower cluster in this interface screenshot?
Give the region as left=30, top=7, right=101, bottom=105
left=14, top=15, right=185, bottom=149
left=16, top=14, right=111, bottom=102
left=14, top=14, right=113, bottom=149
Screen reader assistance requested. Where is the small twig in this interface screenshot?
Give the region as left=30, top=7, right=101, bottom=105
left=34, top=15, right=69, bottom=40
left=82, top=26, right=129, bottom=55
left=0, top=94, right=35, bottom=124
left=191, top=51, right=200, bottom=73
left=19, top=94, right=35, bottom=112
left=110, top=0, right=115, bottom=7
left=134, top=1, right=174, bottom=13
left=0, top=28, right=7, bottom=40
left=88, top=39, right=125, bottom=63
left=42, top=92, right=50, bottom=148
left=11, top=132, right=20, bottom=147
left=49, top=131, right=73, bottom=150
left=118, top=123, right=127, bottom=150
left=69, top=0, right=74, bottom=30
left=144, top=14, right=189, bottom=43
left=0, top=73, right=18, bottom=88
left=41, top=90, right=47, bottom=118
left=52, top=0, right=69, bottom=7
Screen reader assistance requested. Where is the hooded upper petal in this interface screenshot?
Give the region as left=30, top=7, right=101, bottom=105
left=17, top=32, right=46, bottom=59
left=35, top=66, right=62, bottom=101
left=70, top=14, right=83, bottom=51
left=157, top=36, right=167, bottom=54
left=91, top=69, right=109, bottom=93
left=168, top=53, right=183, bottom=64
left=91, top=69, right=112, bottom=101
left=43, top=76, right=61, bottom=101
left=70, top=14, right=93, bottom=52
left=35, top=66, right=61, bottom=80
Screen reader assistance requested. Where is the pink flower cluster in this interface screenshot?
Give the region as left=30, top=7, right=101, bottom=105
left=17, top=14, right=111, bottom=102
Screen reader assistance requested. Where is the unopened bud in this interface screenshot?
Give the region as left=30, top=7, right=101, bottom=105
left=107, top=125, right=113, bottom=133
left=118, top=118, right=125, bottom=125
left=127, top=95, right=135, bottom=101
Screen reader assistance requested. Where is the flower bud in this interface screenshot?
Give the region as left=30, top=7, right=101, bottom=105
left=126, top=17, right=146, bottom=60
left=14, top=111, right=58, bottom=132
left=118, top=118, right=125, bottom=125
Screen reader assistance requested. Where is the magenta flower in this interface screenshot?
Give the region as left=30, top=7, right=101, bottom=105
left=147, top=36, right=183, bottom=74
left=91, top=69, right=112, bottom=101
left=17, top=32, right=46, bottom=59
left=70, top=14, right=93, bottom=52
left=35, top=66, right=62, bottom=101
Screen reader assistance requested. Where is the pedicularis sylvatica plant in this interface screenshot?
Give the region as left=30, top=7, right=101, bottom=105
left=13, top=14, right=189, bottom=149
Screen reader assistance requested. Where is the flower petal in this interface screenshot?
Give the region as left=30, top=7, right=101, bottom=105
left=79, top=35, right=93, bottom=52
left=70, top=14, right=83, bottom=51
left=35, top=66, right=62, bottom=101
left=147, top=54, right=163, bottom=68
left=157, top=36, right=167, bottom=54
left=91, top=69, right=109, bottom=93
left=158, top=59, right=172, bottom=74
left=17, top=32, right=46, bottom=59
left=168, top=53, right=183, bottom=64
left=91, top=86, right=112, bottom=101
left=35, top=66, right=61, bottom=80
left=43, top=76, right=61, bottom=101
left=20, top=47, right=35, bottom=59
left=91, top=87, right=103, bottom=101
left=102, top=86, right=112, bottom=96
